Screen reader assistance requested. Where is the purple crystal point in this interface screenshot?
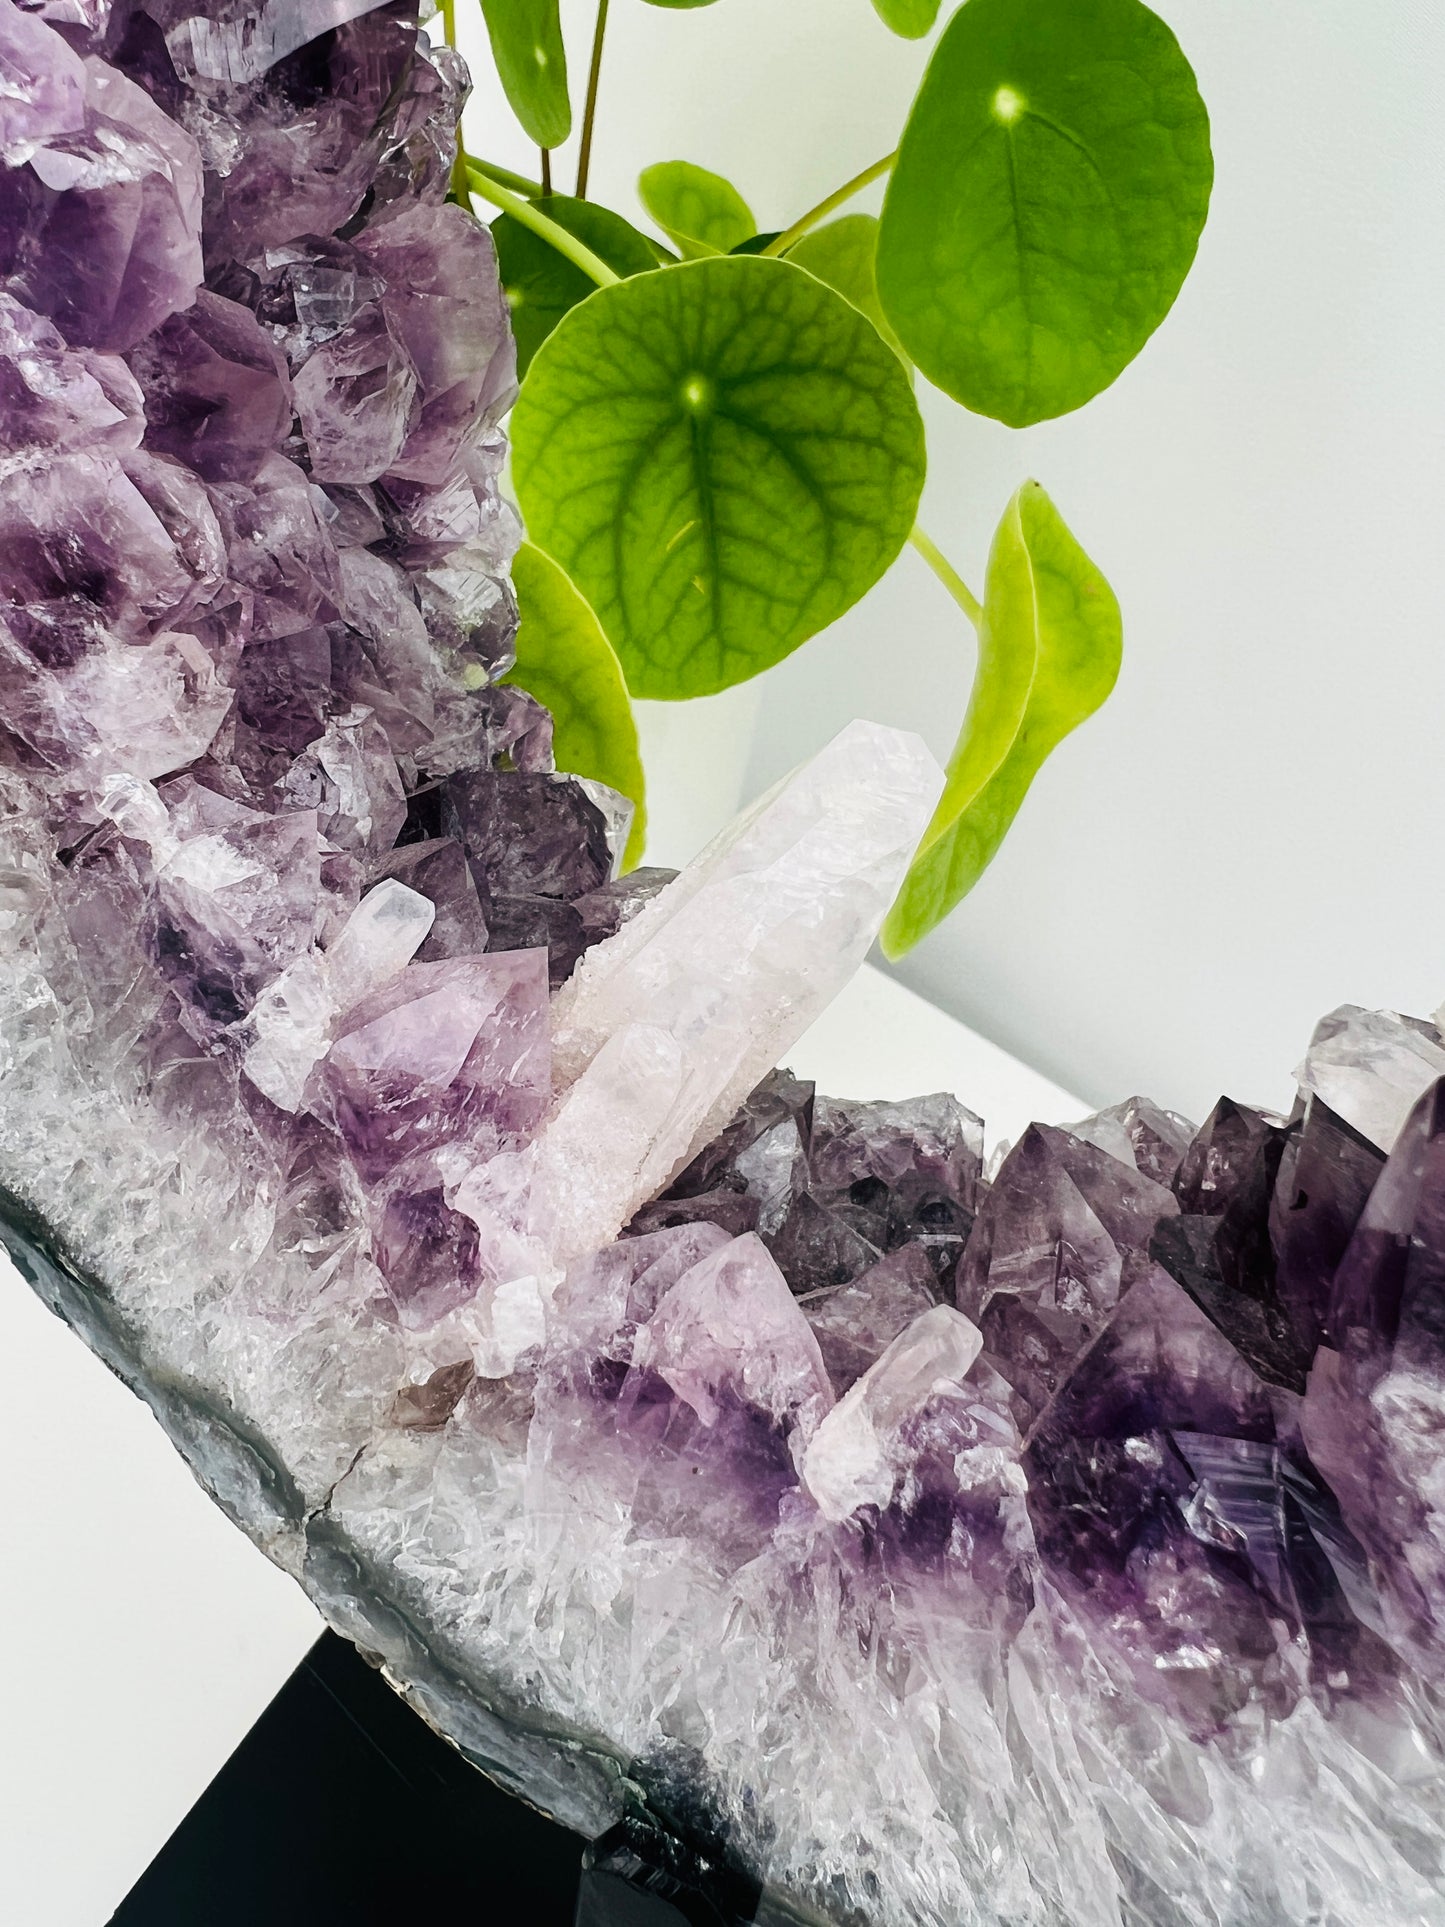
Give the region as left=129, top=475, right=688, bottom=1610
left=128, top=287, right=292, bottom=480
left=805, top=1090, right=982, bottom=1283
left=443, top=768, right=615, bottom=911
left=0, top=291, right=143, bottom=454
left=1024, top=1268, right=1302, bottom=1736
left=798, top=1241, right=939, bottom=1394
left=353, top=202, right=516, bottom=485
left=0, top=0, right=86, bottom=161
left=373, top=838, right=487, bottom=962
left=1, top=50, right=203, bottom=349
left=194, top=11, right=438, bottom=266
left=147, top=0, right=395, bottom=88
left=1303, top=1079, right=1445, bottom=1676
left=1153, top=1097, right=1310, bottom=1390
left=630, top=1233, right=833, bottom=1441
left=958, top=1122, right=1176, bottom=1425
left=642, top=1068, right=814, bottom=1240
left=313, top=950, right=551, bottom=1183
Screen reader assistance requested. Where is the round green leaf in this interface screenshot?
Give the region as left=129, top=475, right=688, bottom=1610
left=493, top=196, right=662, bottom=377
left=638, top=161, right=756, bottom=259
left=480, top=0, right=571, bottom=149
left=505, top=541, right=648, bottom=869
left=872, top=0, right=942, bottom=36
left=877, top=0, right=1212, bottom=426
left=511, top=255, right=926, bottom=699
left=786, top=214, right=911, bottom=376
left=881, top=482, right=1122, bottom=957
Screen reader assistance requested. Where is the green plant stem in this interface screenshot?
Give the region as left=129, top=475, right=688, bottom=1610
left=439, top=0, right=456, bottom=45
left=762, top=152, right=897, bottom=257
left=465, top=161, right=620, bottom=285
left=575, top=0, right=610, bottom=199
left=909, top=525, right=982, bottom=630
left=466, top=154, right=544, bottom=197
left=541, top=147, right=553, bottom=194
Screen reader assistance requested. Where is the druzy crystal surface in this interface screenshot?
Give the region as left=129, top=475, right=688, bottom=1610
left=3, top=7, right=1445, bottom=1925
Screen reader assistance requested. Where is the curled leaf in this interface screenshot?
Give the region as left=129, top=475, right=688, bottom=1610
left=877, top=0, right=1212, bottom=425
left=505, top=542, right=648, bottom=869
left=511, top=254, right=925, bottom=700
left=881, top=483, right=1122, bottom=957
left=638, top=160, right=756, bottom=258
left=479, top=0, right=571, bottom=149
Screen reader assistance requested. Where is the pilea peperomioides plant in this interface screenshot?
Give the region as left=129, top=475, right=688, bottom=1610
left=437, top=0, right=1213, bottom=955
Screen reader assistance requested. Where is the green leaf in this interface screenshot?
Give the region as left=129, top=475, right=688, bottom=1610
left=504, top=541, right=648, bottom=869
left=881, top=483, right=1122, bottom=957
left=876, top=0, right=1212, bottom=427
left=493, top=196, right=662, bottom=377
left=638, top=161, right=756, bottom=259
left=639, top=0, right=721, bottom=9
left=479, top=0, right=571, bottom=149
left=786, top=214, right=911, bottom=376
left=871, top=0, right=942, bottom=35
left=511, top=254, right=925, bottom=700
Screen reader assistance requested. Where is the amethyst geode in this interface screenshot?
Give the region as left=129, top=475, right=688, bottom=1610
left=3, top=6, right=1445, bottom=1925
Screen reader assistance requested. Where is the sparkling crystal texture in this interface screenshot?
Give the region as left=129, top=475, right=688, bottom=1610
left=2, top=10, right=1445, bottom=1927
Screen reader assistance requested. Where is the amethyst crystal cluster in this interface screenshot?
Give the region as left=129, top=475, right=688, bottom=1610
left=3, top=6, right=1445, bottom=1925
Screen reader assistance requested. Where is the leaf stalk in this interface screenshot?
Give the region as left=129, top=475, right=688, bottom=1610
left=576, top=0, right=611, bottom=199
left=762, top=152, right=897, bottom=257
left=908, top=524, right=982, bottom=629
left=465, top=162, right=621, bottom=287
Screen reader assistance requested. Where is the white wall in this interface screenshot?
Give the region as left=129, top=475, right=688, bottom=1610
left=457, top=0, right=1445, bottom=1123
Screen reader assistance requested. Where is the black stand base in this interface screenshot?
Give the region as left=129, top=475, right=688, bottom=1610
left=111, top=1632, right=583, bottom=1924
left=111, top=1633, right=764, bottom=1926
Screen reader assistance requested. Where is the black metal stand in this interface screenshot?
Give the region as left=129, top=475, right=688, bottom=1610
left=111, top=1631, right=581, bottom=1924
left=111, top=1633, right=762, bottom=1926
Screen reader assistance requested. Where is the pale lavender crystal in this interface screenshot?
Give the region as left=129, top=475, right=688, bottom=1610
left=630, top=1232, right=833, bottom=1437
left=127, top=287, right=292, bottom=480
left=1, top=40, right=203, bottom=349
left=292, top=301, right=419, bottom=484
left=1067, top=1093, right=1195, bottom=1186
left=353, top=203, right=516, bottom=485
left=0, top=291, right=143, bottom=455
left=0, top=0, right=85, bottom=161
left=313, top=951, right=550, bottom=1182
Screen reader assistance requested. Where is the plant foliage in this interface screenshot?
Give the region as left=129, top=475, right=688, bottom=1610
left=511, top=256, right=925, bottom=700
left=451, top=0, right=1212, bottom=952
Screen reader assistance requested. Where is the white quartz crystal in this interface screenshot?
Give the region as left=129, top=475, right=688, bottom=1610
left=1296, top=1003, right=1445, bottom=1150
left=803, top=1303, right=982, bottom=1520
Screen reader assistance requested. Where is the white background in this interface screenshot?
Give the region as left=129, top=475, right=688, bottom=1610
left=455, top=0, right=1445, bottom=1123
